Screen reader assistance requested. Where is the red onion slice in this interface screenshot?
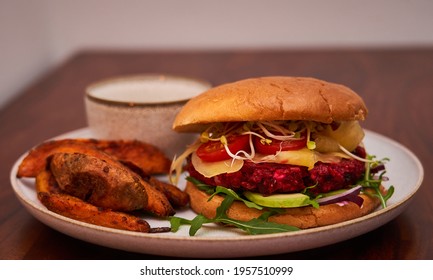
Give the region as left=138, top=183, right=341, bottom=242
left=317, top=185, right=364, bottom=207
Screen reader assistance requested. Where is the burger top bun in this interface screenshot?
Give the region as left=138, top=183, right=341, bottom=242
left=173, top=76, right=368, bottom=132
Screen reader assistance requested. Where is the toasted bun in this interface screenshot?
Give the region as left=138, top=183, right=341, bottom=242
left=173, top=76, right=368, bottom=132
left=185, top=181, right=381, bottom=229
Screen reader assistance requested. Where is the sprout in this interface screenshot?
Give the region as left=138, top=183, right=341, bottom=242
left=307, top=141, right=316, bottom=150
left=256, top=122, right=297, bottom=141
left=338, top=144, right=377, bottom=163
left=169, top=140, right=202, bottom=185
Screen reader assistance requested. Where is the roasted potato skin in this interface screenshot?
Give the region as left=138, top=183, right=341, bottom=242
left=49, top=152, right=175, bottom=217
left=50, top=152, right=148, bottom=212
left=36, top=169, right=151, bottom=233
left=95, top=139, right=172, bottom=175
left=17, top=138, right=171, bottom=178
left=18, top=138, right=184, bottom=232
left=122, top=161, right=189, bottom=209
left=17, top=141, right=99, bottom=178
left=148, top=177, right=189, bottom=208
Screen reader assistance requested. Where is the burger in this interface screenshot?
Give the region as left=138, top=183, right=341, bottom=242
left=170, top=76, right=393, bottom=233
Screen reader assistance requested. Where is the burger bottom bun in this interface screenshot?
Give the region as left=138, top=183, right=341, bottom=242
left=185, top=181, right=382, bottom=229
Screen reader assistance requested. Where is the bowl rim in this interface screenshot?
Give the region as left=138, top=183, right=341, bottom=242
left=85, top=74, right=212, bottom=107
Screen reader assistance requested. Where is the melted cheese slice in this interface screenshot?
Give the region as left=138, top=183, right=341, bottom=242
left=258, top=148, right=317, bottom=169
left=191, top=148, right=351, bottom=178
left=259, top=148, right=351, bottom=169
left=191, top=152, right=244, bottom=178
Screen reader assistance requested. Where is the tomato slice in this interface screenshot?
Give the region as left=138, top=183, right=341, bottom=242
left=253, top=135, right=307, bottom=154
left=196, top=134, right=250, bottom=162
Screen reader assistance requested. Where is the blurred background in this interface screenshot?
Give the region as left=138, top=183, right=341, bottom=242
left=1, top=0, right=432, bottom=110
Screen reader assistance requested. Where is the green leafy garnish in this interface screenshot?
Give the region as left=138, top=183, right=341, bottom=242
left=187, top=176, right=264, bottom=210
left=210, top=186, right=264, bottom=210
left=170, top=178, right=299, bottom=235
left=187, top=176, right=215, bottom=194
left=358, top=155, right=394, bottom=208
left=187, top=177, right=262, bottom=210
left=170, top=195, right=299, bottom=236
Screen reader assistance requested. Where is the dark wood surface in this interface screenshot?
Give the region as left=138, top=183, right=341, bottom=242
left=1, top=49, right=431, bottom=259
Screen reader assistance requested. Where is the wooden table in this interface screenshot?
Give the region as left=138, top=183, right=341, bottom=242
left=1, top=50, right=431, bottom=259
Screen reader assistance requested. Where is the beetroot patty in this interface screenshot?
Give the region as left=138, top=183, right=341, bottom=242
left=186, top=147, right=367, bottom=196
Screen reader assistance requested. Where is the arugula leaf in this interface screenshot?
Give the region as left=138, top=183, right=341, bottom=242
left=189, top=214, right=210, bottom=236
left=187, top=176, right=264, bottom=210
left=187, top=177, right=215, bottom=194
left=358, top=155, right=394, bottom=208
left=169, top=216, right=185, bottom=232
left=214, top=196, right=299, bottom=235
left=169, top=185, right=299, bottom=236
left=210, top=186, right=264, bottom=210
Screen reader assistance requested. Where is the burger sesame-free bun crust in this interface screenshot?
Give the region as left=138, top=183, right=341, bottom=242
left=185, top=181, right=381, bottom=229
left=173, top=76, right=368, bottom=132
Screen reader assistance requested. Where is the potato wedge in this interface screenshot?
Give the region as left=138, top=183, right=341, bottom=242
left=17, top=138, right=171, bottom=178
left=147, top=177, right=189, bottom=208
left=36, top=170, right=151, bottom=233
left=18, top=138, right=177, bottom=217
left=50, top=151, right=175, bottom=217
left=121, top=161, right=189, bottom=209
left=94, top=139, right=172, bottom=175
left=50, top=152, right=148, bottom=212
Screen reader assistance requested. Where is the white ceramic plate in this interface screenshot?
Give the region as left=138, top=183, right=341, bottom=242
left=10, top=128, right=423, bottom=258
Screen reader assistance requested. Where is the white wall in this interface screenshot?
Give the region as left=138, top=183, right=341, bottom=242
left=0, top=0, right=51, bottom=109
left=1, top=0, right=433, bottom=109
